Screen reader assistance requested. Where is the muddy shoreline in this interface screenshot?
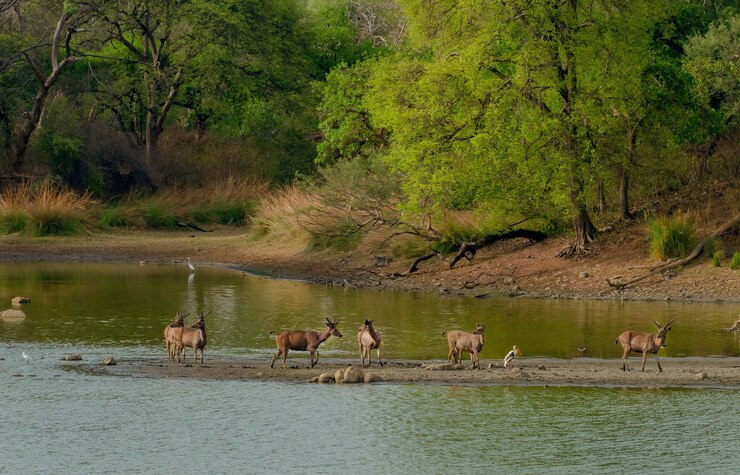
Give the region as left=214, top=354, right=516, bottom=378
left=69, top=356, right=740, bottom=389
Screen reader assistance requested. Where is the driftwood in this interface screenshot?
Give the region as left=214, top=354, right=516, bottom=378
left=449, top=229, right=547, bottom=269
left=607, top=214, right=740, bottom=290
left=390, top=250, right=439, bottom=277
left=177, top=221, right=213, bottom=232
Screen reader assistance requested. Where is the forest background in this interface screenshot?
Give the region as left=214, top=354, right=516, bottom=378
left=0, top=0, right=738, bottom=269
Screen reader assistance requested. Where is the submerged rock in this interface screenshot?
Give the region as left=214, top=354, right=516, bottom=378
left=0, top=309, right=26, bottom=318
left=103, top=357, right=117, bottom=366
left=12, top=296, right=31, bottom=305
left=60, top=354, right=83, bottom=361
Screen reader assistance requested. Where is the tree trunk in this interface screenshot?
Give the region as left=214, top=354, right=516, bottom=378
left=619, top=168, right=631, bottom=219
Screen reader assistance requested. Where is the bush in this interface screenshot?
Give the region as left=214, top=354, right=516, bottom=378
left=144, top=200, right=178, bottom=229
left=647, top=215, right=696, bottom=261
left=711, top=250, right=725, bottom=267
left=0, top=180, right=96, bottom=235
left=730, top=252, right=740, bottom=270
left=704, top=238, right=724, bottom=260
left=100, top=205, right=137, bottom=228
left=0, top=212, right=26, bottom=234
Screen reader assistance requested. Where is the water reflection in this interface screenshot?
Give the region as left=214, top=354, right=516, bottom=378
left=1, top=261, right=739, bottom=359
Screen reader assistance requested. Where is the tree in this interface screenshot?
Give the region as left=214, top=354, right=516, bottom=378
left=1, top=1, right=90, bottom=173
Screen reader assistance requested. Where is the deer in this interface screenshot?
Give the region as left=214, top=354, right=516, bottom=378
left=357, top=319, right=383, bottom=367
left=616, top=320, right=674, bottom=372
left=178, top=310, right=210, bottom=365
left=442, top=323, right=486, bottom=369
left=270, top=317, right=342, bottom=369
left=163, top=312, right=188, bottom=360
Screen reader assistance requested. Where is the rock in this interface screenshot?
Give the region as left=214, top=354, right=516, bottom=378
left=696, top=372, right=708, bottom=381
left=363, top=373, right=382, bottom=384
left=60, top=354, right=82, bottom=361
left=318, top=373, right=335, bottom=383
left=537, top=365, right=547, bottom=371
left=425, top=363, right=457, bottom=371
left=103, top=357, right=117, bottom=366
left=341, top=366, right=365, bottom=384
left=503, top=277, right=515, bottom=285
left=374, top=256, right=392, bottom=267
left=12, top=296, right=31, bottom=305
left=579, top=272, right=589, bottom=278
left=0, top=309, right=26, bottom=318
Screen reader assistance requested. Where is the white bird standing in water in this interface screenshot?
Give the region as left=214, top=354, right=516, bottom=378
left=503, top=345, right=522, bottom=369
left=187, top=257, right=195, bottom=273
left=22, top=351, right=30, bottom=364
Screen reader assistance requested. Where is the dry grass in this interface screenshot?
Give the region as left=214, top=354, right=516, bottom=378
left=0, top=180, right=98, bottom=235
left=251, top=184, right=320, bottom=244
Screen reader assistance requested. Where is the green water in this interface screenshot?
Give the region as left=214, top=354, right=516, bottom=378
left=1, top=262, right=739, bottom=473
left=1, top=262, right=739, bottom=360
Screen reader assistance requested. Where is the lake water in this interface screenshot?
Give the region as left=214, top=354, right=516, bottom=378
left=1, top=262, right=739, bottom=473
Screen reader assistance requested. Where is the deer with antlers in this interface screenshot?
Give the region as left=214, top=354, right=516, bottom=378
left=616, top=320, right=674, bottom=372
left=270, top=317, right=342, bottom=369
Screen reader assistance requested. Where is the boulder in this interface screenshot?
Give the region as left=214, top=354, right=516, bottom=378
left=341, top=366, right=365, bottom=384
left=103, top=357, right=117, bottom=366
left=0, top=309, right=26, bottom=318
left=425, top=363, right=457, bottom=371
left=696, top=372, right=708, bottom=381
left=60, top=354, right=83, bottom=361
left=318, top=373, right=335, bottom=383
left=363, top=372, right=382, bottom=384
left=12, top=296, right=31, bottom=305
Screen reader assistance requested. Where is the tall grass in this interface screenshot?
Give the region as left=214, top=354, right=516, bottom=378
left=730, top=252, right=740, bottom=270
left=0, top=180, right=96, bottom=235
left=251, top=184, right=319, bottom=242
left=646, top=214, right=697, bottom=261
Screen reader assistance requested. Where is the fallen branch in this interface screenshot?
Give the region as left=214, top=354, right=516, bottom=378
left=449, top=229, right=547, bottom=269
left=607, top=213, right=740, bottom=290
left=391, top=250, right=439, bottom=277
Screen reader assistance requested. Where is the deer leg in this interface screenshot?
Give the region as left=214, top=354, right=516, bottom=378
left=622, top=349, right=630, bottom=371
left=281, top=350, right=288, bottom=369
left=270, top=349, right=282, bottom=368
left=377, top=348, right=383, bottom=367
left=641, top=352, right=647, bottom=372
left=656, top=353, right=662, bottom=372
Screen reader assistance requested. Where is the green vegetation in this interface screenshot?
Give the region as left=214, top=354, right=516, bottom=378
left=730, top=252, right=740, bottom=270
left=0, top=1, right=737, bottom=254
left=647, top=215, right=697, bottom=261
left=711, top=251, right=725, bottom=267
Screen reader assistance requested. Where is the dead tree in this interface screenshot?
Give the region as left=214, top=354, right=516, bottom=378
left=607, top=214, right=740, bottom=290
left=450, top=229, right=547, bottom=268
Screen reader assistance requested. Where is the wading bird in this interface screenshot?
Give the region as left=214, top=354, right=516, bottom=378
left=187, top=257, right=195, bottom=273
left=22, top=351, right=30, bottom=364
left=503, top=345, right=522, bottom=369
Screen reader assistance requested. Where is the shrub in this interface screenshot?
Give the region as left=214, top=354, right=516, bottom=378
left=144, top=200, right=178, bottom=229
left=100, top=205, right=137, bottom=228
left=730, top=252, right=740, bottom=270
left=647, top=215, right=696, bottom=261
left=0, top=211, right=26, bottom=234
left=704, top=238, right=724, bottom=260
left=711, top=250, right=725, bottom=267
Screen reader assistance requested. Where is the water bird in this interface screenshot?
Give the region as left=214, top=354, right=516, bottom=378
left=187, top=257, right=195, bottom=273
left=22, top=351, right=30, bottom=364
left=503, top=345, right=522, bottom=369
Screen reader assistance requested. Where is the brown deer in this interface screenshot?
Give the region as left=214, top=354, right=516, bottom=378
left=442, top=324, right=486, bottom=369
left=178, top=311, right=210, bottom=365
left=270, top=317, right=342, bottom=369
left=163, top=312, right=188, bottom=360
left=357, top=319, right=383, bottom=367
left=616, top=320, right=674, bottom=372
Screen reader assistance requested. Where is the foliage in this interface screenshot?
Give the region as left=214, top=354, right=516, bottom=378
left=711, top=250, right=725, bottom=267
left=647, top=214, right=697, bottom=261
left=730, top=252, right=740, bottom=270
left=704, top=237, right=725, bottom=260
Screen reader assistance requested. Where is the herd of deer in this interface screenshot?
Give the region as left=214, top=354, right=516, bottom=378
left=164, top=311, right=675, bottom=373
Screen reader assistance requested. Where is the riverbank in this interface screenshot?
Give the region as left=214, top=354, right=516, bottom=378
left=73, top=356, right=740, bottom=389
left=0, top=222, right=738, bottom=303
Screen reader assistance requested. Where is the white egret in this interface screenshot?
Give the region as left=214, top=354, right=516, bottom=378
left=187, top=257, right=195, bottom=273
left=22, top=351, right=30, bottom=364
left=503, top=345, right=522, bottom=369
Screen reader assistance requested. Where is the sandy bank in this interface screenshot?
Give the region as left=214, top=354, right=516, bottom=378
left=69, top=356, right=740, bottom=389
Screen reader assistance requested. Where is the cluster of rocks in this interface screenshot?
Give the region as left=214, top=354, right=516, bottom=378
left=311, top=366, right=382, bottom=384
left=1, top=296, right=31, bottom=319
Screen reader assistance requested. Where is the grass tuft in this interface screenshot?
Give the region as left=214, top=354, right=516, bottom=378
left=647, top=214, right=696, bottom=261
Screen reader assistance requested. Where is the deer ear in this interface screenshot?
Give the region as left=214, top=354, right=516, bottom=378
left=654, top=320, right=662, bottom=328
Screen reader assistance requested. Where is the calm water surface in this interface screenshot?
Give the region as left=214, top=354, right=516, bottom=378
left=1, top=262, right=739, bottom=473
